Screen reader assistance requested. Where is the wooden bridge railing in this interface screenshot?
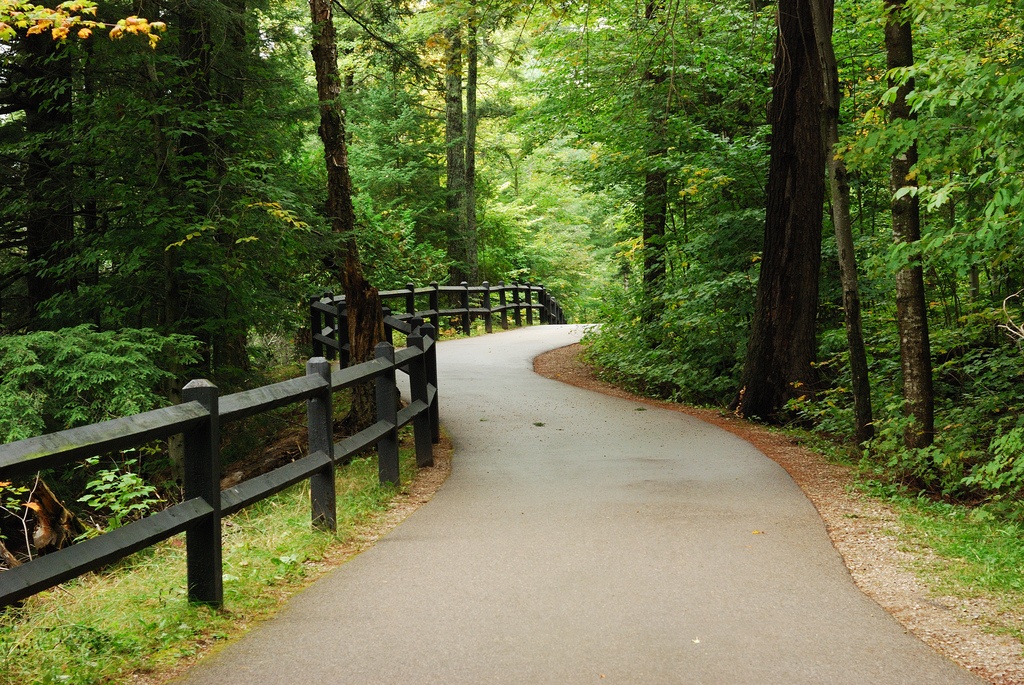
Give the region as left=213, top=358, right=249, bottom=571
left=310, top=281, right=566, bottom=366
left=0, top=320, right=441, bottom=608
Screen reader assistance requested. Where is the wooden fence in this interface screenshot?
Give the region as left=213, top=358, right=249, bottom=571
left=0, top=320, right=440, bottom=608
left=311, top=280, right=567, bottom=365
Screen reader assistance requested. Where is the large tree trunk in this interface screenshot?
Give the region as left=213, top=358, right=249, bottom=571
left=734, top=0, right=825, bottom=421
left=810, top=0, right=874, bottom=443
left=885, top=0, right=933, bottom=448
left=444, top=24, right=469, bottom=285
left=464, top=0, right=480, bottom=283
left=309, top=0, right=384, bottom=433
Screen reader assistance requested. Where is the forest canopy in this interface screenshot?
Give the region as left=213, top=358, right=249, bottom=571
left=1, top=0, right=1024, bottom=505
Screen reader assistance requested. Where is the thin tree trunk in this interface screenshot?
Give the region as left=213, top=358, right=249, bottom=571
left=642, top=165, right=668, bottom=295
left=642, top=0, right=668, bottom=306
left=309, top=0, right=384, bottom=433
left=885, top=0, right=933, bottom=448
left=464, top=0, right=480, bottom=283
left=810, top=0, right=873, bottom=443
left=444, top=24, right=468, bottom=285
left=734, top=0, right=824, bottom=421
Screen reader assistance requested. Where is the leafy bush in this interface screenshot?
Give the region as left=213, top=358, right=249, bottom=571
left=0, top=326, right=200, bottom=443
left=77, top=455, right=164, bottom=531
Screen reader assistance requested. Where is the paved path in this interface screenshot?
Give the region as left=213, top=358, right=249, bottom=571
left=177, top=325, right=982, bottom=684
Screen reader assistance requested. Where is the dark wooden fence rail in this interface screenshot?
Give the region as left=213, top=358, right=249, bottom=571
left=311, top=280, right=566, bottom=365
left=0, top=320, right=441, bottom=608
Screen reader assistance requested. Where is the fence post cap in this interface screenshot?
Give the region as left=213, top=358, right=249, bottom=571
left=183, top=379, right=217, bottom=391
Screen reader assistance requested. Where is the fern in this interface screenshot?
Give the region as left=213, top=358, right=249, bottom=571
left=0, top=326, right=200, bottom=443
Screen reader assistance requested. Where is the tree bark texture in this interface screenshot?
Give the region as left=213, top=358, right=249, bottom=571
left=734, top=0, right=824, bottom=421
left=444, top=25, right=470, bottom=285
left=885, top=0, right=934, bottom=448
left=641, top=0, right=668, bottom=305
left=309, top=0, right=384, bottom=433
left=810, top=0, right=874, bottom=443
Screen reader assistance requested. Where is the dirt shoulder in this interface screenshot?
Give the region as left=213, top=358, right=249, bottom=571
left=534, top=342, right=1024, bottom=685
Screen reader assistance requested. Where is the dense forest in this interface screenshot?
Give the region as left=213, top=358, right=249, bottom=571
left=1, top=0, right=1023, bottom=513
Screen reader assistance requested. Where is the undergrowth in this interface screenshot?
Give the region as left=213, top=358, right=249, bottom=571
left=0, top=445, right=418, bottom=685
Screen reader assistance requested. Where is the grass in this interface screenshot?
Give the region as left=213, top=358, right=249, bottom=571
left=888, top=497, right=1024, bottom=639
left=0, top=444, right=419, bottom=685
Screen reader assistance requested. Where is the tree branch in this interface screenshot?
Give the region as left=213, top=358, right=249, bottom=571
left=330, top=0, right=426, bottom=77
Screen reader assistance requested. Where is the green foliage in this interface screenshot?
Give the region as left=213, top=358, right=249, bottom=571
left=964, top=421, right=1024, bottom=497
left=583, top=232, right=758, bottom=406
left=350, top=195, right=451, bottom=289
left=0, top=326, right=200, bottom=443
left=0, top=447, right=418, bottom=685
left=896, top=497, right=1024, bottom=603
left=77, top=455, right=163, bottom=530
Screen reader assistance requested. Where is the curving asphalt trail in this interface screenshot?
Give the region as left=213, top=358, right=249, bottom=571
left=176, top=325, right=983, bottom=684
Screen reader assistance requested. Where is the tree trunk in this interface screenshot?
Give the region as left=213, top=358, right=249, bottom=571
left=444, top=24, right=469, bottom=285
left=309, top=0, right=383, bottom=433
left=734, top=0, right=824, bottom=421
left=464, top=0, right=480, bottom=283
left=810, top=0, right=874, bottom=443
left=885, top=0, right=933, bottom=448
left=642, top=0, right=668, bottom=307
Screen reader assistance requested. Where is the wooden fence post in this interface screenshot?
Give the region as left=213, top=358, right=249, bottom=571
left=482, top=281, right=493, bottom=334
left=406, top=282, right=417, bottom=320
left=383, top=306, right=394, bottom=346
left=311, top=297, right=323, bottom=358
left=420, top=322, right=440, bottom=444
left=407, top=327, right=434, bottom=468
left=498, top=281, right=509, bottom=330
left=538, top=286, right=549, bottom=324
left=306, top=357, right=336, bottom=531
left=374, top=343, right=400, bottom=486
left=525, top=283, right=534, bottom=325
left=322, top=292, right=337, bottom=361
left=512, top=281, right=522, bottom=327
left=337, top=297, right=350, bottom=368
left=429, top=282, right=440, bottom=330
left=460, top=281, right=471, bottom=335
left=182, top=379, right=222, bottom=607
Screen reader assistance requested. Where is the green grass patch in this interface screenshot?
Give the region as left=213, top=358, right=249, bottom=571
left=0, top=443, right=418, bottom=685
left=896, top=498, right=1024, bottom=597
left=846, top=486, right=1024, bottom=641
